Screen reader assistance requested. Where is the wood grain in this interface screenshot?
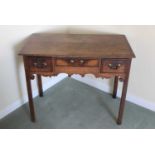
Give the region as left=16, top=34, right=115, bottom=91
left=19, top=33, right=135, bottom=58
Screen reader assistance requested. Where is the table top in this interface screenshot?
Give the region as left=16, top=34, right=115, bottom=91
left=19, top=33, right=135, bottom=58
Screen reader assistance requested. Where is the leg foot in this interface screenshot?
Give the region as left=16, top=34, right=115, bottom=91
left=117, top=119, right=122, bottom=125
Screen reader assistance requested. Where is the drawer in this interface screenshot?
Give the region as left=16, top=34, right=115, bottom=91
left=101, top=59, right=128, bottom=73
left=29, top=57, right=53, bottom=72
left=55, top=58, right=99, bottom=67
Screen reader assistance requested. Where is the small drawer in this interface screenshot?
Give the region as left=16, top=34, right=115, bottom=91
left=55, top=58, right=99, bottom=67
left=101, top=59, right=128, bottom=73
left=29, top=57, right=53, bottom=72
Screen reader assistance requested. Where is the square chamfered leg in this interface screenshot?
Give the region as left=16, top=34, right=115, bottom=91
left=117, top=60, right=131, bottom=125
left=37, top=74, right=43, bottom=97
left=113, top=76, right=119, bottom=98
left=24, top=57, right=36, bottom=122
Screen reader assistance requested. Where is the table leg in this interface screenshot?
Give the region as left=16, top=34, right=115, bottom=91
left=117, top=74, right=130, bottom=125
left=37, top=74, right=43, bottom=97
left=113, top=76, right=119, bottom=98
left=25, top=73, right=36, bottom=122
left=24, top=57, right=36, bottom=122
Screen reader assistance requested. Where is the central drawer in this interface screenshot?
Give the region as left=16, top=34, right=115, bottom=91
left=55, top=58, right=99, bottom=67
left=55, top=58, right=99, bottom=75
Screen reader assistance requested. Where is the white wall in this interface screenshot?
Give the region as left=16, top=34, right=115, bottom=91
left=0, top=25, right=68, bottom=116
left=68, top=25, right=155, bottom=103
left=0, top=25, right=155, bottom=118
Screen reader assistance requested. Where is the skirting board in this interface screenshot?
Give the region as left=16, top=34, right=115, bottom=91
left=72, top=75, right=155, bottom=112
left=0, top=74, right=155, bottom=120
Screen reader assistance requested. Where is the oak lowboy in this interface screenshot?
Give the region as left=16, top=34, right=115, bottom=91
left=19, top=33, right=135, bottom=125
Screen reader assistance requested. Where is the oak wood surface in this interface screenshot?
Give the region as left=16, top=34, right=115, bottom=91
left=101, top=59, right=129, bottom=73
left=55, top=58, right=99, bottom=67
left=19, top=33, right=135, bottom=58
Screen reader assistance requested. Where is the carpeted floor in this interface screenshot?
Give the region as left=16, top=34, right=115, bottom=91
left=0, top=78, right=155, bottom=129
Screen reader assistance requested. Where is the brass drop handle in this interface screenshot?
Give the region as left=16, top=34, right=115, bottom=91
left=108, top=63, right=121, bottom=69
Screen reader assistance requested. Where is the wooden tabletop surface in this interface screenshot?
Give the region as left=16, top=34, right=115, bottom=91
left=19, top=33, right=135, bottom=58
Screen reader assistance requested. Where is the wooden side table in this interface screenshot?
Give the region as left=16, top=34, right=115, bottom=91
left=19, top=33, right=135, bottom=125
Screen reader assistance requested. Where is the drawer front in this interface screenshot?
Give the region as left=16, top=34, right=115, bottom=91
left=29, top=57, right=53, bottom=72
left=101, top=59, right=128, bottom=73
left=55, top=66, right=99, bottom=75
left=55, top=58, right=99, bottom=67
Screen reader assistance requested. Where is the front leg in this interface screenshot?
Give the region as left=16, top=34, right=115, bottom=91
left=117, top=75, right=129, bottom=125
left=117, top=61, right=131, bottom=125
left=25, top=73, right=36, bottom=122
left=24, top=57, right=36, bottom=122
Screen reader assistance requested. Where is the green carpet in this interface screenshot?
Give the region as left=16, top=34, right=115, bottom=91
left=0, top=78, right=155, bottom=129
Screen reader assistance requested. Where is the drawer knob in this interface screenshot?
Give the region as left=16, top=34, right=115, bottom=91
left=108, top=63, right=121, bottom=69
left=80, top=60, right=84, bottom=64
left=43, top=62, right=47, bottom=66
left=70, top=59, right=75, bottom=63
left=33, top=62, right=37, bottom=67
left=33, top=62, right=47, bottom=68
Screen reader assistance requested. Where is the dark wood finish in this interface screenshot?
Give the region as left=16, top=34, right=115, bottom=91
left=19, top=33, right=135, bottom=125
left=117, top=60, right=131, bottom=124
left=101, top=59, right=129, bottom=73
left=19, top=33, right=135, bottom=58
left=23, top=57, right=35, bottom=122
left=55, top=66, right=99, bottom=75
left=113, top=76, right=119, bottom=98
left=37, top=74, right=43, bottom=97
left=29, top=57, right=53, bottom=73
left=55, top=58, right=99, bottom=67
